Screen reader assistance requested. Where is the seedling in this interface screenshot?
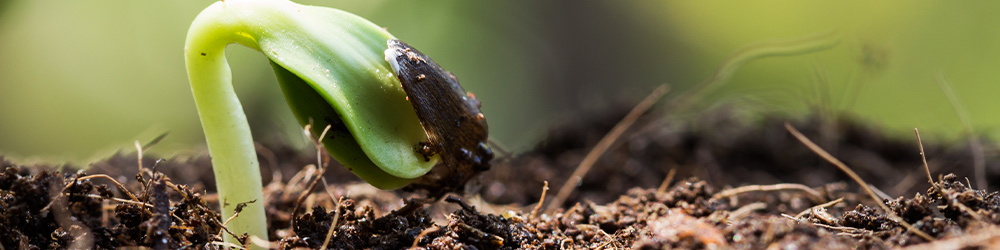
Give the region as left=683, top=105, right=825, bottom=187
left=184, top=0, right=488, bottom=246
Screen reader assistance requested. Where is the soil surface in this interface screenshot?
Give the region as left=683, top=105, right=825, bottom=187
left=3, top=109, right=1000, bottom=249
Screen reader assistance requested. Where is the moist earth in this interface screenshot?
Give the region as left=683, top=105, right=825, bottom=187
left=2, top=109, right=1000, bottom=249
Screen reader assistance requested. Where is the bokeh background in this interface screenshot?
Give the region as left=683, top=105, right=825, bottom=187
left=1, top=1, right=998, bottom=165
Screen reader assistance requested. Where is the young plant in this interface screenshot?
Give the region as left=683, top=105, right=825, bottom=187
left=185, top=0, right=445, bottom=245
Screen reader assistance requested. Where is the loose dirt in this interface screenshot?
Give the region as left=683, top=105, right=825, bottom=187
left=2, top=109, right=1000, bottom=249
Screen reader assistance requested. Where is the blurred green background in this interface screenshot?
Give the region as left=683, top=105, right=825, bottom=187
left=1, top=1, right=998, bottom=164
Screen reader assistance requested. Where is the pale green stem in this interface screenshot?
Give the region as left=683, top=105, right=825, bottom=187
left=184, top=0, right=442, bottom=246
left=184, top=3, right=268, bottom=247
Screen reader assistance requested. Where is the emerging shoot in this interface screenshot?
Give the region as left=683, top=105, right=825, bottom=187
left=184, top=0, right=488, bottom=245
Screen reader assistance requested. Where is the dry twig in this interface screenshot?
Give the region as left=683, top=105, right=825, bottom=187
left=915, top=129, right=983, bottom=221
left=713, top=183, right=826, bottom=203
left=728, top=202, right=767, bottom=221
left=794, top=197, right=844, bottom=218
left=70, top=174, right=140, bottom=202
left=547, top=84, right=670, bottom=213
left=529, top=181, right=549, bottom=220
left=657, top=167, right=677, bottom=194
left=321, top=196, right=345, bottom=250
left=74, top=193, right=152, bottom=208
left=915, top=128, right=934, bottom=185
left=291, top=124, right=334, bottom=230
left=785, top=123, right=934, bottom=241
left=410, top=226, right=440, bottom=249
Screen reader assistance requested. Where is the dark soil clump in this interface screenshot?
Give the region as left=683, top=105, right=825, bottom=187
left=0, top=161, right=224, bottom=249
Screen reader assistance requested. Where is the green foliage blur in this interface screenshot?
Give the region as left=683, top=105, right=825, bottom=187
left=1, top=1, right=998, bottom=164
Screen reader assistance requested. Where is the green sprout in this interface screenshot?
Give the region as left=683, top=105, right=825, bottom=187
left=184, top=0, right=438, bottom=245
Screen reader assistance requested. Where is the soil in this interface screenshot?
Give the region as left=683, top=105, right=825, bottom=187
left=3, top=108, right=1000, bottom=249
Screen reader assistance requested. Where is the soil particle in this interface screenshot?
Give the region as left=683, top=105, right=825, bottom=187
left=842, top=204, right=898, bottom=231
left=437, top=196, right=536, bottom=249
left=285, top=198, right=435, bottom=249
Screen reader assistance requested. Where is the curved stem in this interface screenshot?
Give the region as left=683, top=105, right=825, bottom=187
left=185, top=1, right=268, bottom=246
left=183, top=1, right=440, bottom=246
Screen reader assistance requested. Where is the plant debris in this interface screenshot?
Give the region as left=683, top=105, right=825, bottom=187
left=3, top=110, right=1000, bottom=249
